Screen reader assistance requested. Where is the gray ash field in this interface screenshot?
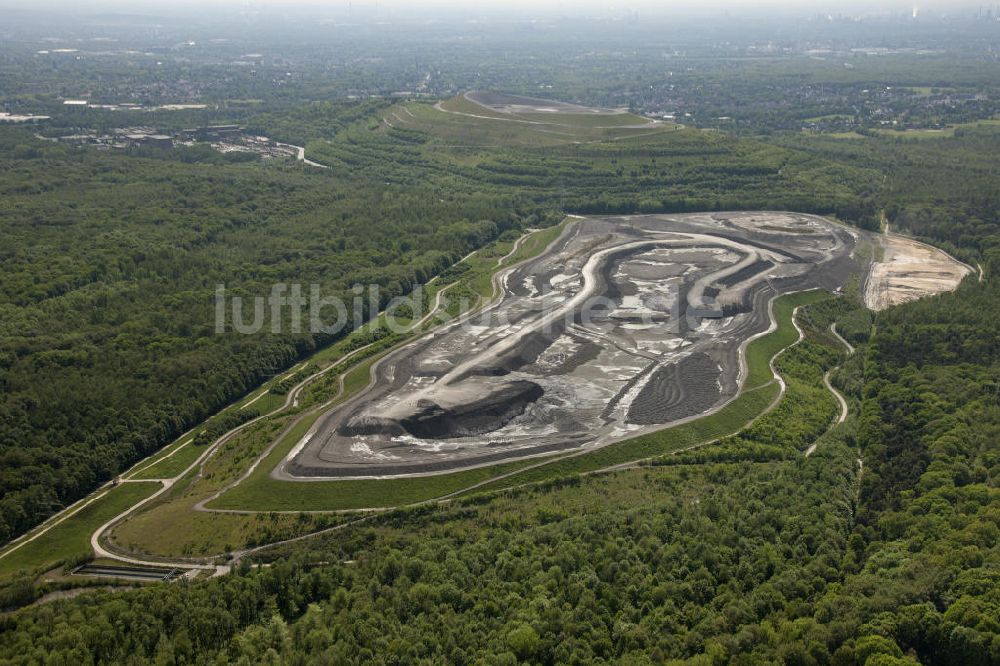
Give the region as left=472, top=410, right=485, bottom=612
left=279, top=213, right=867, bottom=480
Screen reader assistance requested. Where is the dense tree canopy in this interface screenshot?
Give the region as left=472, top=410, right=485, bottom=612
left=1, top=80, right=998, bottom=665
left=0, top=124, right=534, bottom=543
left=0, top=95, right=886, bottom=543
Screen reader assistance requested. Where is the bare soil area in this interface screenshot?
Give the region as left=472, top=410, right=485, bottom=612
left=281, top=213, right=867, bottom=480
left=865, top=232, right=971, bottom=311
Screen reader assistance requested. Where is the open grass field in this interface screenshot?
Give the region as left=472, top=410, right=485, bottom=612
left=129, top=442, right=205, bottom=481
left=0, top=482, right=160, bottom=579
left=386, top=97, right=676, bottom=147
left=744, top=289, right=829, bottom=388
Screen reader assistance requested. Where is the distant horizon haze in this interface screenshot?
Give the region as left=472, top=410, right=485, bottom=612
left=0, top=0, right=992, bottom=15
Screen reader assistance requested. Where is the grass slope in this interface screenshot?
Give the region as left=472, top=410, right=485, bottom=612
left=129, top=443, right=205, bottom=481
left=211, top=290, right=829, bottom=512
left=390, top=98, right=675, bottom=147
left=0, top=482, right=160, bottom=579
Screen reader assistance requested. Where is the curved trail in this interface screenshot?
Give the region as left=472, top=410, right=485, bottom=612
left=80, top=222, right=855, bottom=573
left=829, top=323, right=855, bottom=355
left=89, top=480, right=221, bottom=572
left=824, top=372, right=850, bottom=425
left=84, top=226, right=562, bottom=570
left=805, top=320, right=856, bottom=457
left=237, top=295, right=817, bottom=561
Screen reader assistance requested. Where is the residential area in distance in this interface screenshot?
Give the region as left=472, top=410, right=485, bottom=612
left=0, top=1, right=997, bottom=664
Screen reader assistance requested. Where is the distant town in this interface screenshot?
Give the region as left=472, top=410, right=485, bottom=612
left=32, top=122, right=306, bottom=161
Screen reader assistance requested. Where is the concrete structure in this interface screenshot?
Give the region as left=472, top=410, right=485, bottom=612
left=0, top=113, right=50, bottom=123
left=184, top=125, right=243, bottom=141
left=126, top=134, right=174, bottom=149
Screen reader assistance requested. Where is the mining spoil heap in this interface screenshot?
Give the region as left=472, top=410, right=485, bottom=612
left=279, top=212, right=868, bottom=480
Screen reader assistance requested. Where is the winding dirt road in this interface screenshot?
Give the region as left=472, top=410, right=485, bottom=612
left=7, top=222, right=860, bottom=576
left=805, top=322, right=855, bottom=457
left=83, top=227, right=560, bottom=572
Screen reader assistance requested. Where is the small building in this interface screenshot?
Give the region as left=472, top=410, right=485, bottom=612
left=0, top=113, right=50, bottom=123
left=191, top=125, right=242, bottom=141
left=126, top=134, right=174, bottom=149
left=146, top=134, right=174, bottom=149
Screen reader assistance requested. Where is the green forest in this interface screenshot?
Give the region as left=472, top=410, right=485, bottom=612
left=1, top=23, right=999, bottom=660
left=0, top=99, right=887, bottom=545
left=1, top=277, right=997, bottom=664
left=0, top=122, right=535, bottom=543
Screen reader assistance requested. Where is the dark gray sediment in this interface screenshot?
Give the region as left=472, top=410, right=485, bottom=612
left=627, top=353, right=722, bottom=425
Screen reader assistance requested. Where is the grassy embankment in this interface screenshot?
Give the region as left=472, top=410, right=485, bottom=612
left=387, top=97, right=677, bottom=147
left=208, top=225, right=570, bottom=512
left=0, top=482, right=160, bottom=579
left=211, top=290, right=829, bottom=511
left=104, top=223, right=571, bottom=557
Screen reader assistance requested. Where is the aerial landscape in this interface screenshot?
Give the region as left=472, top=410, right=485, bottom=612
left=285, top=211, right=863, bottom=478
left=0, top=0, right=997, bottom=664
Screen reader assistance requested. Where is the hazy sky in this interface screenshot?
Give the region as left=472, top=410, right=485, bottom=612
left=1, top=0, right=985, bottom=11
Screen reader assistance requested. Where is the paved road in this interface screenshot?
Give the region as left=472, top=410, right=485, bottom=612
left=825, top=372, right=850, bottom=425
